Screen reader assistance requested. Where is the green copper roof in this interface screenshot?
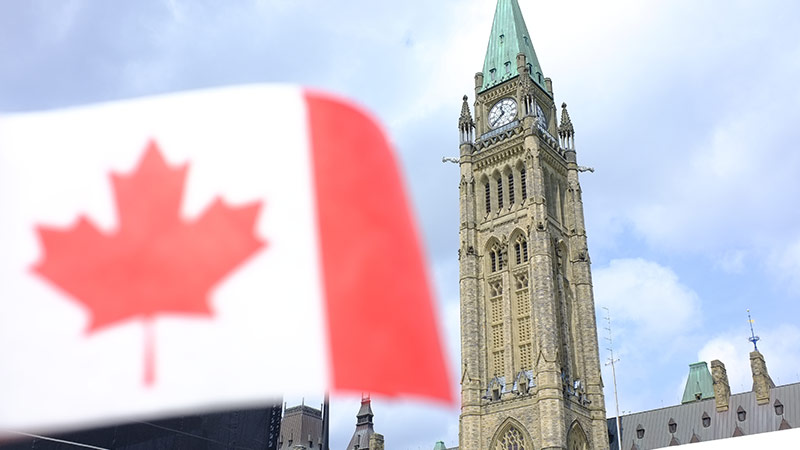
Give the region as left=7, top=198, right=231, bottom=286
left=681, top=362, right=715, bottom=404
left=481, top=0, right=545, bottom=91
left=433, top=441, right=447, bottom=450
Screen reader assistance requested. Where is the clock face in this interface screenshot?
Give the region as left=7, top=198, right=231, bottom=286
left=488, top=98, right=518, bottom=129
left=536, top=103, right=547, bottom=128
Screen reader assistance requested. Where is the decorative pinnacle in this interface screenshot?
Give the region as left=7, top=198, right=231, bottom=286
left=559, top=102, right=574, bottom=136
left=459, top=94, right=474, bottom=128
left=747, top=308, right=760, bottom=351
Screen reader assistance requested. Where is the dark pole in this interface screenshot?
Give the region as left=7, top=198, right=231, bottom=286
left=322, top=392, right=330, bottom=450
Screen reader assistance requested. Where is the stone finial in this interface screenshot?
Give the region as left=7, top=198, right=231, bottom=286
left=459, top=95, right=475, bottom=145
left=459, top=95, right=474, bottom=128
left=750, top=350, right=775, bottom=405
left=369, top=433, right=385, bottom=450
left=559, top=102, right=574, bottom=136
left=711, top=359, right=731, bottom=412
left=558, top=102, right=575, bottom=150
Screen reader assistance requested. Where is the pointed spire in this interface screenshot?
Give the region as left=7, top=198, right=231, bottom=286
left=481, top=0, right=545, bottom=91
left=356, top=392, right=374, bottom=425
left=559, top=102, right=575, bottom=149
left=681, top=362, right=714, bottom=404
left=559, top=102, right=573, bottom=135
left=459, top=95, right=475, bottom=145
left=459, top=95, right=473, bottom=128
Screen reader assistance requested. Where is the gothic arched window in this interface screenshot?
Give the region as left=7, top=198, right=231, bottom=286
left=489, top=244, right=504, bottom=273
left=496, top=426, right=525, bottom=450
left=520, top=168, right=527, bottom=200
left=514, top=236, right=529, bottom=265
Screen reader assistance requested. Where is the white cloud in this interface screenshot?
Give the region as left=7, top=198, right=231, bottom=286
left=594, top=258, right=705, bottom=414
left=768, top=236, right=800, bottom=293
left=714, top=249, right=746, bottom=274
left=594, top=258, right=701, bottom=338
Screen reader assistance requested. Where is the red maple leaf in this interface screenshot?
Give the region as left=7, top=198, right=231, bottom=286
left=33, top=140, right=266, bottom=385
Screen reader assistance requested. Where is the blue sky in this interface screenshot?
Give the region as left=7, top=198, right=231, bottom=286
left=2, top=0, right=800, bottom=448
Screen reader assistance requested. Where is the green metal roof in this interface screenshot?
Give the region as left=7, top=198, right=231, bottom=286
left=433, top=441, right=447, bottom=450
left=481, top=0, right=545, bottom=91
left=681, top=362, right=715, bottom=404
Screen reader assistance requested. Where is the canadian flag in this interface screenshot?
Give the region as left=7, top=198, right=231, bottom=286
left=0, top=85, right=452, bottom=434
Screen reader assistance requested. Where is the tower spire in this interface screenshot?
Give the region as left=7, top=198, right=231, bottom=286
left=459, top=95, right=475, bottom=144
left=747, top=308, right=760, bottom=351
left=559, top=102, right=574, bottom=150
left=481, top=0, right=545, bottom=91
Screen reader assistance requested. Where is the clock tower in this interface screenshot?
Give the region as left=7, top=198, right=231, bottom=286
left=457, top=1, right=608, bottom=449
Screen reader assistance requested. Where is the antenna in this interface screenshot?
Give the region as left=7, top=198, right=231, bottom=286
left=603, top=307, right=622, bottom=446
left=747, top=308, right=760, bottom=351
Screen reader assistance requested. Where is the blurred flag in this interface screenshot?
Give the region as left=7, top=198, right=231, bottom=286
left=0, top=85, right=452, bottom=435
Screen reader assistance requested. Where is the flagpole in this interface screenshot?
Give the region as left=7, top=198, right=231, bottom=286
left=322, top=392, right=330, bottom=450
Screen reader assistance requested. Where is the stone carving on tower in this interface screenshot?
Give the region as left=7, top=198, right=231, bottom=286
left=457, top=1, right=608, bottom=449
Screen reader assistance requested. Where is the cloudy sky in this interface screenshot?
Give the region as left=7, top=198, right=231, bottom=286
left=2, top=0, right=800, bottom=448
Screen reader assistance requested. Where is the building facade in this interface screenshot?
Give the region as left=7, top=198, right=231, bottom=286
left=278, top=403, right=323, bottom=450
left=457, top=1, right=608, bottom=449
left=608, top=350, right=798, bottom=449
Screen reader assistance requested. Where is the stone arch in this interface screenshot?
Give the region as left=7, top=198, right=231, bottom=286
left=484, top=236, right=505, bottom=273
left=489, top=417, right=533, bottom=450
left=567, top=420, right=589, bottom=450
left=509, top=228, right=529, bottom=267
left=492, top=169, right=506, bottom=210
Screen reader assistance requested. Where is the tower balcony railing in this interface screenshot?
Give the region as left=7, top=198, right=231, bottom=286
left=479, top=119, right=520, bottom=147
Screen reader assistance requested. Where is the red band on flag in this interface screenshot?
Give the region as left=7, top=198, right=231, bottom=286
left=305, top=90, right=452, bottom=403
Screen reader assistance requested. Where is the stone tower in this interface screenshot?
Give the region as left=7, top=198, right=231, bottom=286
left=457, top=1, right=608, bottom=449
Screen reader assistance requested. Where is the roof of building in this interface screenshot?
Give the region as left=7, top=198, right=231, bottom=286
left=279, top=403, right=323, bottom=450
left=613, top=381, right=800, bottom=449
left=481, top=0, right=545, bottom=92
left=346, top=396, right=375, bottom=450
left=681, top=362, right=715, bottom=404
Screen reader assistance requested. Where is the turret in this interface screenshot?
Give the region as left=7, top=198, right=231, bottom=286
left=459, top=95, right=475, bottom=147
left=750, top=350, right=775, bottom=405
left=711, top=359, right=731, bottom=412
left=559, top=102, right=575, bottom=152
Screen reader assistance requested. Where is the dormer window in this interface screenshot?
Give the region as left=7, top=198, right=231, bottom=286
left=737, top=406, right=746, bottom=422
left=636, top=425, right=645, bottom=439
left=702, top=412, right=711, bottom=428
left=775, top=399, right=784, bottom=416
left=505, top=61, right=511, bottom=74
left=668, top=418, right=677, bottom=434
left=490, top=68, right=497, bottom=81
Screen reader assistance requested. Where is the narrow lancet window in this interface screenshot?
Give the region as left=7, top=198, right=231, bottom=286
left=497, top=178, right=504, bottom=209
left=485, top=182, right=491, bottom=214
left=520, top=168, right=527, bottom=200
left=508, top=173, right=515, bottom=205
